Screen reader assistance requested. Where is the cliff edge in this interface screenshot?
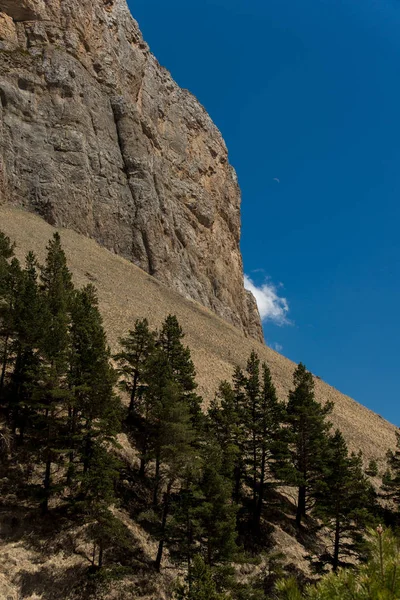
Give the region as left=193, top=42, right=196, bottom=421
left=0, top=0, right=263, bottom=341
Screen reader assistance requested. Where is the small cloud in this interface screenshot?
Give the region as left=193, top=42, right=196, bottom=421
left=273, top=178, right=280, bottom=183
left=244, top=274, right=290, bottom=326
left=271, top=342, right=283, bottom=353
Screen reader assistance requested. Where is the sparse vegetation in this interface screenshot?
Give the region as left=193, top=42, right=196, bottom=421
left=0, top=227, right=399, bottom=598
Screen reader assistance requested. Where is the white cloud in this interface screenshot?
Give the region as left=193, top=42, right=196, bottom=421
left=271, top=342, right=283, bottom=352
left=244, top=274, right=289, bottom=325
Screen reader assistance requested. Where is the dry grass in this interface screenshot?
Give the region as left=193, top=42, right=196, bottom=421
left=0, top=205, right=395, bottom=465
left=0, top=205, right=397, bottom=598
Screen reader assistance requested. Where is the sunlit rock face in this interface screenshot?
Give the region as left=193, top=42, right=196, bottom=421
left=0, top=0, right=263, bottom=341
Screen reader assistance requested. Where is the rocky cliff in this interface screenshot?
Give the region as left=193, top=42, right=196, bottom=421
left=0, top=0, right=263, bottom=341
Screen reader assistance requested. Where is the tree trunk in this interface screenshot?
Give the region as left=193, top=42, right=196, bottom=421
left=41, top=452, right=52, bottom=515
left=40, top=410, right=52, bottom=515
left=67, top=407, right=77, bottom=485
left=254, top=449, right=266, bottom=533
left=252, top=432, right=257, bottom=508
left=139, top=457, right=146, bottom=477
left=83, top=422, right=92, bottom=474
left=0, top=334, right=9, bottom=396
left=187, top=513, right=193, bottom=593
left=129, top=371, right=138, bottom=414
left=296, top=485, right=306, bottom=527
left=139, top=433, right=148, bottom=477
left=155, top=481, right=172, bottom=571
left=333, top=516, right=340, bottom=572
left=98, top=542, right=104, bottom=569
left=153, top=453, right=161, bottom=506
left=233, top=465, right=241, bottom=504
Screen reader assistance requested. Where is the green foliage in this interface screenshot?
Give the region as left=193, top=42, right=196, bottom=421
left=276, top=528, right=400, bottom=599
left=0, top=228, right=383, bottom=592
left=382, top=430, right=400, bottom=510
left=208, top=375, right=246, bottom=502
left=192, top=440, right=238, bottom=566
left=208, top=352, right=286, bottom=533
left=68, top=285, right=121, bottom=481
left=366, top=459, right=379, bottom=478
left=114, top=318, right=155, bottom=415
left=313, top=430, right=376, bottom=570
left=174, top=555, right=229, bottom=600
left=158, top=314, right=203, bottom=428
left=285, top=363, right=333, bottom=527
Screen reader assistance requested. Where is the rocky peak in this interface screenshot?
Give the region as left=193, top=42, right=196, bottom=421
left=0, top=0, right=263, bottom=342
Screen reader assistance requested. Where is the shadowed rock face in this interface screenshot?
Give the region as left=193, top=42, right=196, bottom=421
left=0, top=0, right=263, bottom=341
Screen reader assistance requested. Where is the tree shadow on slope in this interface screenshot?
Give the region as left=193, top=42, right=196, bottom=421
left=0, top=500, right=152, bottom=584
left=18, top=564, right=92, bottom=600
left=0, top=502, right=82, bottom=557
left=236, top=487, right=324, bottom=561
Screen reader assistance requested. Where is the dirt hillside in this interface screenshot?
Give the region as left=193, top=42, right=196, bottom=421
left=0, top=206, right=396, bottom=468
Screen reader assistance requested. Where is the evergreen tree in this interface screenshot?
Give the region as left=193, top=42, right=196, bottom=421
left=208, top=371, right=247, bottom=504
left=243, top=351, right=262, bottom=520
left=313, top=430, right=376, bottom=571
left=193, top=440, right=238, bottom=566
left=276, top=527, right=400, bottom=600
left=174, top=555, right=229, bottom=600
left=285, top=363, right=333, bottom=527
left=153, top=377, right=195, bottom=570
left=37, top=233, right=74, bottom=513
left=8, top=252, right=44, bottom=444
left=170, top=437, right=238, bottom=580
left=382, top=429, right=400, bottom=513
left=68, top=285, right=121, bottom=487
left=211, top=353, right=286, bottom=533
left=158, top=315, right=202, bottom=428
left=115, top=318, right=155, bottom=416
left=253, top=363, right=287, bottom=533
left=0, top=251, right=20, bottom=398
left=79, top=444, right=127, bottom=569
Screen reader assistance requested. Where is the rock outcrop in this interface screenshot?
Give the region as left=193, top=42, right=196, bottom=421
left=0, top=0, right=263, bottom=341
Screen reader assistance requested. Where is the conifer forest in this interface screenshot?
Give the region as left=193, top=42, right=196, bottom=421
left=1, top=229, right=400, bottom=599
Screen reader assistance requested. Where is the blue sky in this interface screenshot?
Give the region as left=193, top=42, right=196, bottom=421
left=129, top=0, right=400, bottom=424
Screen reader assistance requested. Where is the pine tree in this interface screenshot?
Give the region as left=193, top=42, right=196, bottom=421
left=313, top=430, right=375, bottom=571
left=382, top=429, right=400, bottom=513
left=276, top=527, right=400, bottom=600
left=115, top=318, right=155, bottom=416
left=79, top=444, right=127, bottom=569
left=208, top=371, right=247, bottom=504
left=285, top=363, right=333, bottom=527
left=67, top=285, right=124, bottom=568
left=68, top=285, right=121, bottom=486
left=253, top=362, right=287, bottom=533
left=158, top=315, right=202, bottom=428
left=193, top=440, right=238, bottom=566
left=243, top=351, right=261, bottom=521
left=37, top=233, right=74, bottom=513
left=174, top=555, right=229, bottom=600
left=0, top=245, right=20, bottom=397
left=153, top=377, right=195, bottom=570
left=8, top=252, right=44, bottom=444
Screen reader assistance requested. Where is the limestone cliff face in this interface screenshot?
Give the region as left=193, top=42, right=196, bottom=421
left=0, top=0, right=263, bottom=341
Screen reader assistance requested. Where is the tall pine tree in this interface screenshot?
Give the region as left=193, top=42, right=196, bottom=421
left=37, top=233, right=74, bottom=513
left=314, top=430, right=375, bottom=571
left=68, top=285, right=121, bottom=486
left=115, top=318, right=155, bottom=416
left=285, top=363, right=333, bottom=527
